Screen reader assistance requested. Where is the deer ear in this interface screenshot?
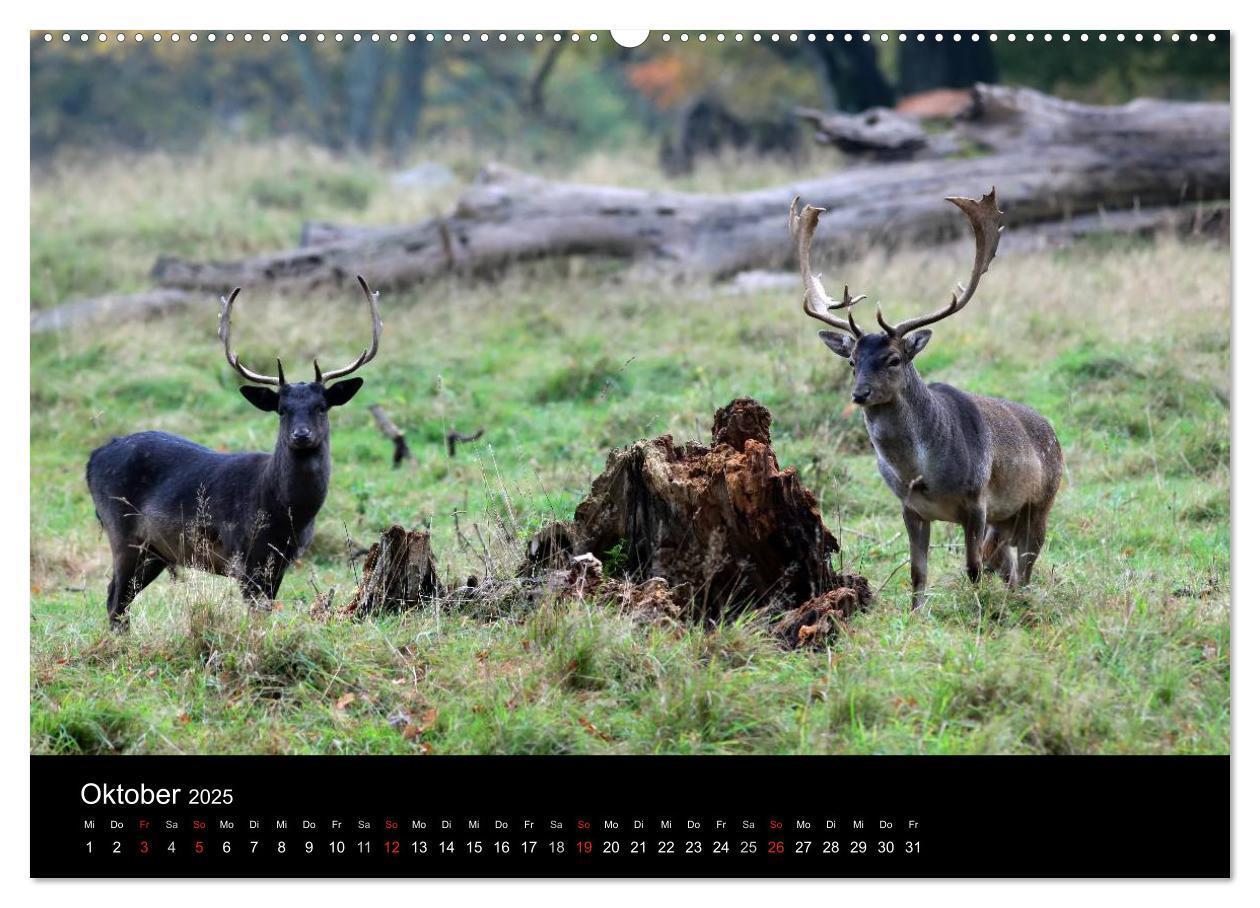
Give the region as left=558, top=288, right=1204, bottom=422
left=324, top=378, right=364, bottom=408
left=903, top=329, right=932, bottom=360
left=818, top=330, right=856, bottom=359
left=239, top=385, right=280, bottom=412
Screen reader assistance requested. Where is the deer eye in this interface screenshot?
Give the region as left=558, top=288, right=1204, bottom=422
left=886, top=356, right=901, bottom=367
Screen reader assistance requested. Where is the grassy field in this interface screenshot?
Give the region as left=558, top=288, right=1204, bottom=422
left=30, top=144, right=1230, bottom=755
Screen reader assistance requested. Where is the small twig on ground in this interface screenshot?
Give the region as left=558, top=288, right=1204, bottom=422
left=838, top=526, right=877, bottom=541
left=876, top=558, right=910, bottom=595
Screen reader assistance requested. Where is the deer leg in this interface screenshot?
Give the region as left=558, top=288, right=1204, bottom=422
left=1014, top=505, right=1050, bottom=585
left=962, top=505, right=987, bottom=584
left=239, top=575, right=274, bottom=611
left=982, top=524, right=1015, bottom=585
left=902, top=507, right=931, bottom=610
left=107, top=548, right=166, bottom=632
left=239, top=563, right=285, bottom=611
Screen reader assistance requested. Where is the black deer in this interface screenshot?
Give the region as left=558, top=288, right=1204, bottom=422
left=789, top=190, right=1063, bottom=609
left=86, top=276, right=383, bottom=630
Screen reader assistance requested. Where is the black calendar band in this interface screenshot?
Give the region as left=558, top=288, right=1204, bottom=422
left=31, top=754, right=1229, bottom=879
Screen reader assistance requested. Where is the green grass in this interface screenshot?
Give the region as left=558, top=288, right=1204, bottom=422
left=30, top=143, right=1230, bottom=755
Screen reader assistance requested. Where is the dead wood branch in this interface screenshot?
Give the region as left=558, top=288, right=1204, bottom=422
left=368, top=404, right=413, bottom=467
left=446, top=427, right=485, bottom=457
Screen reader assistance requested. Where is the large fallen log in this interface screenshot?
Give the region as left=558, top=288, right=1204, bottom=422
left=147, top=85, right=1227, bottom=295
left=799, top=84, right=1231, bottom=161
left=30, top=288, right=197, bottom=333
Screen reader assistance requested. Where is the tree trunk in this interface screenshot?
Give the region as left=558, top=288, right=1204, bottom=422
left=345, top=41, right=385, bottom=152
left=897, top=41, right=996, bottom=96
left=526, top=42, right=565, bottom=115
left=389, top=41, right=429, bottom=163
left=293, top=42, right=336, bottom=149
left=807, top=42, right=896, bottom=113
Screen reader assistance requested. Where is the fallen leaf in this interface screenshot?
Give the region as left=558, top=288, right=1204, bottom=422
left=334, top=693, right=356, bottom=711
left=176, top=712, right=191, bottom=725
left=476, top=649, right=490, bottom=663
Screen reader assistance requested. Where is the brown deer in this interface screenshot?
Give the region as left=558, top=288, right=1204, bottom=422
left=86, top=277, right=382, bottom=629
left=788, top=189, right=1063, bottom=609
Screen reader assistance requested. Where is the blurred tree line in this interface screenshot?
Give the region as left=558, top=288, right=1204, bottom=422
left=30, top=32, right=1228, bottom=162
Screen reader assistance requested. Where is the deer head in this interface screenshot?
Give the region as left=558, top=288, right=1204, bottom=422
left=789, top=189, right=1003, bottom=406
left=219, top=275, right=383, bottom=452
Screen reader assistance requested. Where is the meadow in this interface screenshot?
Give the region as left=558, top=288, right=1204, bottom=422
left=30, top=142, right=1230, bottom=755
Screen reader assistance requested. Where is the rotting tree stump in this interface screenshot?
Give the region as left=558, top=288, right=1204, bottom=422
left=522, top=398, right=857, bottom=624
left=344, top=525, right=443, bottom=616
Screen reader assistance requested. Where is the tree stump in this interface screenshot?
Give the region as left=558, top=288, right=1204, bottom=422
left=344, top=525, right=443, bottom=616
left=526, top=398, right=844, bottom=622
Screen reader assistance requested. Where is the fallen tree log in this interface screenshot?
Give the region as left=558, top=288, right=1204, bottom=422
left=30, top=288, right=197, bottom=334
left=146, top=85, right=1226, bottom=295
left=998, top=202, right=1229, bottom=253
left=796, top=105, right=938, bottom=159
left=800, top=83, right=1229, bottom=161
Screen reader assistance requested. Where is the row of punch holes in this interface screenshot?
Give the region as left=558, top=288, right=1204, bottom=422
left=41, top=32, right=1218, bottom=46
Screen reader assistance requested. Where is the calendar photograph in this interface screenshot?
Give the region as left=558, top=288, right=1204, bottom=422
left=29, top=28, right=1229, bottom=780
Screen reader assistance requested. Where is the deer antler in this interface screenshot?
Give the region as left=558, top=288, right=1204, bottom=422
left=882, top=187, right=1004, bottom=337
left=316, top=275, right=384, bottom=382
left=789, top=196, right=866, bottom=337
left=219, top=287, right=285, bottom=386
